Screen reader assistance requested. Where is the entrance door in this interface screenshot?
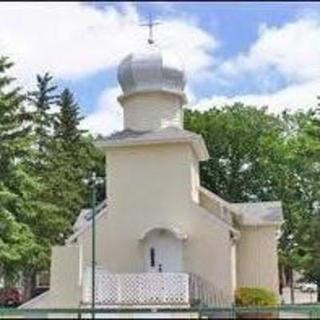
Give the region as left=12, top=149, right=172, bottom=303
left=144, top=229, right=182, bottom=273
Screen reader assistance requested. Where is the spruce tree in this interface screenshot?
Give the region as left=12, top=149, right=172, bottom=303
left=28, top=73, right=58, bottom=171
left=0, top=57, right=41, bottom=283
left=0, top=65, right=104, bottom=299
left=54, top=88, right=84, bottom=149
left=38, top=87, right=104, bottom=239
left=19, top=73, right=62, bottom=299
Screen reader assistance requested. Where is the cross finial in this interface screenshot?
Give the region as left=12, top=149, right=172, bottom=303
left=140, top=14, right=161, bottom=45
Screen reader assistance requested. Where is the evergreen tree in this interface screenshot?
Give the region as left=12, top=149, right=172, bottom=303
left=38, top=87, right=104, bottom=240
left=0, top=66, right=103, bottom=299
left=54, top=88, right=84, bottom=148
left=17, top=73, right=61, bottom=299
left=28, top=73, right=58, bottom=170
left=24, top=74, right=69, bottom=245
left=0, top=57, right=41, bottom=283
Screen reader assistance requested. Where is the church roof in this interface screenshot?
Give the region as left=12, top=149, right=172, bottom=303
left=232, top=201, right=283, bottom=226
left=105, top=126, right=195, bottom=141
left=96, top=126, right=209, bottom=161
left=117, top=43, right=186, bottom=104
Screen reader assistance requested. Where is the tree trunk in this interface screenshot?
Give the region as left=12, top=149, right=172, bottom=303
left=279, top=263, right=285, bottom=295
left=317, top=285, right=320, bottom=303
left=22, top=270, right=35, bottom=302
left=289, top=268, right=295, bottom=304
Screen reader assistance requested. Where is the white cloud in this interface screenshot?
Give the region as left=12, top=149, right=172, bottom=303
left=80, top=86, right=123, bottom=136
left=74, top=13, right=320, bottom=135
left=220, top=17, right=320, bottom=83
left=5, top=2, right=319, bottom=135
left=191, top=80, right=319, bottom=114
left=194, top=15, right=320, bottom=114
left=0, top=2, right=219, bottom=135
left=0, top=2, right=216, bottom=87
left=185, top=85, right=197, bottom=106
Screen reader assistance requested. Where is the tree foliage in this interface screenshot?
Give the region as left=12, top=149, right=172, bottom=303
left=292, top=106, right=320, bottom=292
left=28, top=73, right=58, bottom=156
left=184, top=104, right=285, bottom=202
left=0, top=58, right=104, bottom=294
left=184, top=103, right=320, bottom=291
left=0, top=57, right=42, bottom=281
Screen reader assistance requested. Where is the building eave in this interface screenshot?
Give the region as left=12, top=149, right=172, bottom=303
left=192, top=135, right=209, bottom=161
left=96, top=135, right=209, bottom=161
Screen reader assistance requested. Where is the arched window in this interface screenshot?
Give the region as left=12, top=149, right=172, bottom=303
left=150, top=247, right=155, bottom=267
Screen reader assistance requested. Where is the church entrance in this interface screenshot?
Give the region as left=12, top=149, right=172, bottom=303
left=143, top=228, right=183, bottom=273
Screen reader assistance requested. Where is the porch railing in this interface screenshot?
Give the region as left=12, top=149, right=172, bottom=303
left=189, top=273, right=231, bottom=307
left=82, top=270, right=189, bottom=306
left=82, top=268, right=230, bottom=307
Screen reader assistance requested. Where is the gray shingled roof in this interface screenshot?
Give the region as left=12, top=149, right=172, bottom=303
left=96, top=126, right=210, bottom=161
left=100, top=126, right=199, bottom=143
left=232, top=201, right=283, bottom=225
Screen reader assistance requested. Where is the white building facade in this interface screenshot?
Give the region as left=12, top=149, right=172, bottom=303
left=22, top=42, right=283, bottom=313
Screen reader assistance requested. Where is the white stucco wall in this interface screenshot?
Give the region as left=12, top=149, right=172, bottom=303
left=236, top=225, right=279, bottom=295
left=120, top=92, right=183, bottom=131
left=50, top=245, right=83, bottom=307
left=190, top=150, right=200, bottom=203
left=21, top=245, right=83, bottom=310
left=186, top=203, right=234, bottom=301
left=24, top=141, right=281, bottom=309
left=75, top=143, right=234, bottom=303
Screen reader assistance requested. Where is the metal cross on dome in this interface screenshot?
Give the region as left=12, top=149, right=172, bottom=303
left=140, top=14, right=161, bottom=45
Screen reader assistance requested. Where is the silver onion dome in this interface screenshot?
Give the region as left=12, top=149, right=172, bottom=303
left=117, top=44, right=186, bottom=102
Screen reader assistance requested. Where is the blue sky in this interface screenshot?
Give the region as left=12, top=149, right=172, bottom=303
left=65, top=1, right=316, bottom=111
left=1, top=2, right=320, bottom=134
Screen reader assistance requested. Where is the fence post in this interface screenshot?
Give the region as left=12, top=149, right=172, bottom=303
left=232, top=303, right=236, bottom=319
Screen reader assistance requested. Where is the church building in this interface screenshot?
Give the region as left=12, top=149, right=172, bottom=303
left=22, top=37, right=283, bottom=313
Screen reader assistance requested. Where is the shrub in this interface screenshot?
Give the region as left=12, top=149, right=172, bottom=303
left=235, top=287, right=278, bottom=306
left=0, top=288, right=22, bottom=307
